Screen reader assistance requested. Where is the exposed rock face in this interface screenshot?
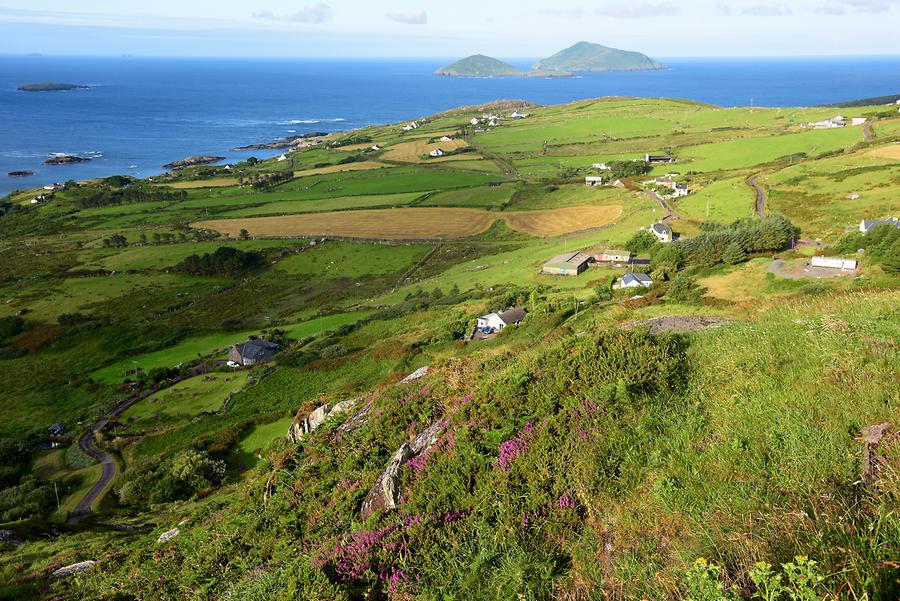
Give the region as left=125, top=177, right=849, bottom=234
left=861, top=423, right=893, bottom=488
left=359, top=420, right=443, bottom=520
left=399, top=366, right=431, bottom=384
left=287, top=398, right=360, bottom=443
left=51, top=560, right=96, bottom=579
left=164, top=156, right=225, bottom=170
left=157, top=527, right=180, bottom=544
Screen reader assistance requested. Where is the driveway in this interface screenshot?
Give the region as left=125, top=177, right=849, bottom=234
left=747, top=175, right=766, bottom=218
left=768, top=259, right=858, bottom=279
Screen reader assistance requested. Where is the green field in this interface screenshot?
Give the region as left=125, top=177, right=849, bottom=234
left=123, top=371, right=250, bottom=421
left=678, top=176, right=756, bottom=222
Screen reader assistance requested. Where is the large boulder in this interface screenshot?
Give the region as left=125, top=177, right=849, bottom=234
left=287, top=398, right=360, bottom=443
left=399, top=366, right=430, bottom=384
left=51, top=560, right=96, bottom=579
left=157, top=528, right=180, bottom=544
left=360, top=420, right=443, bottom=520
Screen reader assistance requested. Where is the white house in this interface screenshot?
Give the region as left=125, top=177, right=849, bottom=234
left=277, top=154, right=288, bottom=162
left=43, top=183, right=63, bottom=191
left=488, top=119, right=498, bottom=127
left=429, top=148, right=446, bottom=157
left=860, top=217, right=900, bottom=233
left=585, top=176, right=604, bottom=187
left=439, top=135, right=454, bottom=142
left=476, top=307, right=526, bottom=333
left=811, top=256, right=857, bottom=270
left=511, top=110, right=529, bottom=119
left=617, top=272, right=654, bottom=289
left=812, top=116, right=846, bottom=129
left=612, top=179, right=625, bottom=188
left=851, top=117, right=867, bottom=126
left=672, top=183, right=690, bottom=197
left=592, top=163, right=610, bottom=171
left=650, top=222, right=673, bottom=243
left=371, top=144, right=382, bottom=151
left=470, top=118, right=480, bottom=125
left=402, top=121, right=420, bottom=132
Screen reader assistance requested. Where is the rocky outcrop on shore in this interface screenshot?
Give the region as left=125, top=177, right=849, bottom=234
left=44, top=155, right=91, bottom=165
left=234, top=132, right=327, bottom=151
left=164, top=156, right=225, bottom=170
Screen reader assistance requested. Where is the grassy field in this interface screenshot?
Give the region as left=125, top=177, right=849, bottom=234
left=381, top=138, right=471, bottom=163
left=196, top=204, right=623, bottom=240
left=292, top=161, right=391, bottom=178
left=123, top=371, right=250, bottom=421
left=218, top=192, right=425, bottom=217
left=677, top=176, right=756, bottom=223
left=228, top=416, right=294, bottom=470
left=166, top=178, right=241, bottom=189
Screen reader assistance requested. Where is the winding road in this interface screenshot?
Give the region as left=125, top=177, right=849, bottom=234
left=747, top=175, right=766, bottom=219
left=862, top=121, right=874, bottom=142
left=646, top=190, right=677, bottom=223
left=67, top=385, right=172, bottom=523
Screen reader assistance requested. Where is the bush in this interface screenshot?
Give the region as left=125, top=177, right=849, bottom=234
left=666, top=273, right=706, bottom=303
left=0, top=316, right=23, bottom=341
left=176, top=246, right=264, bottom=277
left=625, top=230, right=660, bottom=254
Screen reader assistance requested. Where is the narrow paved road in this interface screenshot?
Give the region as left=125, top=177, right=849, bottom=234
left=747, top=175, right=766, bottom=218
left=646, top=190, right=677, bottom=223
left=67, top=384, right=175, bottom=523
left=862, top=121, right=874, bottom=142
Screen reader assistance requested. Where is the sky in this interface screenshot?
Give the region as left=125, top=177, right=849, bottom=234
left=0, top=1, right=898, bottom=58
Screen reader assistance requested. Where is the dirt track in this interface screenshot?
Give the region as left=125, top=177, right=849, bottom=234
left=747, top=175, right=766, bottom=218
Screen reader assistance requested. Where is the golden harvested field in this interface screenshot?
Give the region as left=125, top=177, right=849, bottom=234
left=866, top=143, right=900, bottom=160
left=195, top=204, right=623, bottom=240
left=293, top=161, right=392, bottom=178
left=504, top=205, right=623, bottom=236
left=381, top=138, right=471, bottom=163
left=167, top=178, right=241, bottom=189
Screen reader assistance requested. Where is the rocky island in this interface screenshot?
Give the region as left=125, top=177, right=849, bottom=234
left=164, top=156, right=225, bottom=170
left=233, top=132, right=327, bottom=151
left=436, top=42, right=664, bottom=78
left=44, top=154, right=91, bottom=165
left=7, top=171, right=35, bottom=178
left=18, top=82, right=90, bottom=92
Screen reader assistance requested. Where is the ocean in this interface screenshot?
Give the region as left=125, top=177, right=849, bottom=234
left=1, top=55, right=899, bottom=196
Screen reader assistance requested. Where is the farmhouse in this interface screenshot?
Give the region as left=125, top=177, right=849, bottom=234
left=277, top=154, right=288, bottom=162
left=590, top=249, right=633, bottom=263
left=510, top=110, right=529, bottom=119
left=860, top=217, right=900, bottom=233
left=650, top=222, right=673, bottom=243
left=812, top=116, right=846, bottom=129
left=811, top=256, right=857, bottom=270
left=371, top=144, right=382, bottom=151
left=439, top=136, right=454, bottom=142
left=616, top=272, right=654, bottom=289
left=229, top=339, right=280, bottom=367
left=48, top=423, right=66, bottom=437
left=470, top=118, right=479, bottom=125
left=542, top=252, right=591, bottom=276
left=43, top=183, right=63, bottom=191
left=645, top=153, right=673, bottom=164
left=429, top=148, right=446, bottom=157
left=476, top=307, right=527, bottom=334
left=592, top=163, right=610, bottom=170
left=585, top=176, right=604, bottom=187
left=653, top=176, right=690, bottom=197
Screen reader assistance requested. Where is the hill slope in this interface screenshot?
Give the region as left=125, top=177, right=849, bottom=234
left=534, top=41, right=664, bottom=73
left=435, top=55, right=523, bottom=77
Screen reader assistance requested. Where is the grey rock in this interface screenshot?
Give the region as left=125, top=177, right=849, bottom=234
left=157, top=527, right=180, bottom=544
left=51, top=560, right=96, bottom=579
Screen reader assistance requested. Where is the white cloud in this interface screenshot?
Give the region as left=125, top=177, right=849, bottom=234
left=253, top=4, right=332, bottom=24
left=386, top=10, right=427, bottom=25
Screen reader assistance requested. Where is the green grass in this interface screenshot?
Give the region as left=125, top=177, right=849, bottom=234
left=272, top=242, right=431, bottom=279
left=91, top=330, right=257, bottom=384
left=228, top=416, right=294, bottom=471
left=678, top=176, right=755, bottom=222
left=123, top=371, right=250, bottom=421
left=281, top=310, right=375, bottom=339
left=217, top=192, right=425, bottom=217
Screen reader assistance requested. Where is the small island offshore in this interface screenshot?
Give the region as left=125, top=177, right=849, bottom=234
left=18, top=82, right=90, bottom=92
left=435, top=41, right=665, bottom=77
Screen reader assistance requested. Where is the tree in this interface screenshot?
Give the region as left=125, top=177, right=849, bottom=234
left=625, top=230, right=659, bottom=254
left=239, top=228, right=250, bottom=240
left=722, top=242, right=747, bottom=265
left=666, top=274, right=705, bottom=303
left=881, top=238, right=900, bottom=274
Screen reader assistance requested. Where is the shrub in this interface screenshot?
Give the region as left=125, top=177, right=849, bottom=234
left=625, top=230, right=659, bottom=254
left=175, top=246, right=263, bottom=277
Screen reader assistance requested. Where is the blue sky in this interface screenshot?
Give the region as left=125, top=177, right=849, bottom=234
left=0, top=1, right=898, bottom=57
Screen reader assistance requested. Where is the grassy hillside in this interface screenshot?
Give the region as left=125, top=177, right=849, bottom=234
left=0, top=93, right=898, bottom=600
left=534, top=41, right=664, bottom=72
left=435, top=55, right=523, bottom=77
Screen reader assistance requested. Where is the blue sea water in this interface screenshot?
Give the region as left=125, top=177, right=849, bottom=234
left=1, top=55, right=899, bottom=196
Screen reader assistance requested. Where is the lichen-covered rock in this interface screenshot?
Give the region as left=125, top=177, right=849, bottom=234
left=51, top=560, right=96, bottom=579
left=360, top=420, right=443, bottom=520
left=287, top=398, right=360, bottom=442
left=399, top=366, right=430, bottom=384
left=157, top=528, right=180, bottom=544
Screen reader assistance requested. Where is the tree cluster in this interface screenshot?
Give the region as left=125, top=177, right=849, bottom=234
left=117, top=449, right=226, bottom=507
left=607, top=160, right=652, bottom=179
left=678, top=214, right=799, bottom=268
left=835, top=223, right=900, bottom=274
left=175, top=246, right=263, bottom=277
left=75, top=185, right=187, bottom=209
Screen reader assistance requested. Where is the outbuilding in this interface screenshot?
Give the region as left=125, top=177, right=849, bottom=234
left=860, top=217, right=899, bottom=233
left=542, top=252, right=591, bottom=276
left=429, top=148, right=446, bottom=157
left=585, top=176, right=604, bottom=187
left=591, top=249, right=633, bottom=263
left=811, top=256, right=857, bottom=270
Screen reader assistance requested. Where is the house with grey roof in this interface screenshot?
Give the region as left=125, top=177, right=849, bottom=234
left=476, top=307, right=527, bottom=335
left=650, top=222, right=673, bottom=243
left=229, top=339, right=280, bottom=367
left=860, top=217, right=899, bottom=234
left=617, top=273, right=654, bottom=289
